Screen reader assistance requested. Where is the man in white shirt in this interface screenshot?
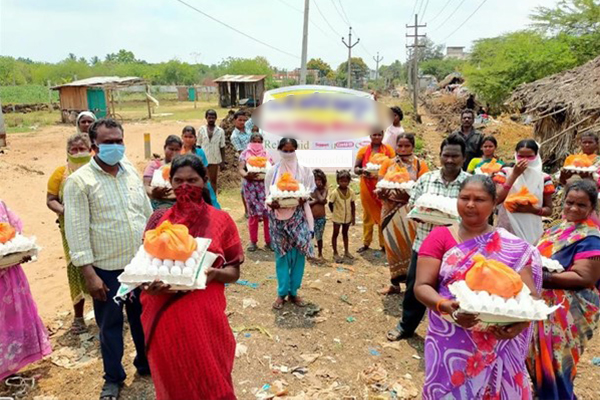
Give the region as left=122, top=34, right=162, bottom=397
left=383, top=106, right=405, bottom=148
left=198, top=109, right=226, bottom=192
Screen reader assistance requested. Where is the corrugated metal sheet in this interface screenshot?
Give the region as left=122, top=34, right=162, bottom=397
left=51, top=76, right=145, bottom=89
left=213, top=75, right=266, bottom=83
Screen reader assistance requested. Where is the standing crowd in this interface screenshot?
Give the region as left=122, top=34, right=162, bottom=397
left=0, top=105, right=599, bottom=400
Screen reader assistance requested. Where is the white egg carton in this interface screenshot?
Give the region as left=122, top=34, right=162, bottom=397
left=0, top=235, right=40, bottom=269
left=247, top=162, right=270, bottom=174
left=365, top=163, right=383, bottom=172
left=562, top=165, right=596, bottom=173
left=407, top=194, right=460, bottom=225
left=541, top=256, right=565, bottom=273
left=473, top=167, right=495, bottom=176
left=445, top=280, right=560, bottom=327
left=376, top=180, right=415, bottom=191
left=150, top=167, right=171, bottom=189
left=118, top=237, right=215, bottom=290
left=267, top=183, right=312, bottom=208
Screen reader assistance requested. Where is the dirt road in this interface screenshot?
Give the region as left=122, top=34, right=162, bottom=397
left=0, top=119, right=599, bottom=399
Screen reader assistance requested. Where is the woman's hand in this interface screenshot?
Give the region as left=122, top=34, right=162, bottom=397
left=487, top=321, right=530, bottom=340
left=269, top=200, right=281, bottom=210
left=20, top=255, right=32, bottom=264
left=513, top=203, right=539, bottom=215
left=246, top=172, right=258, bottom=181
left=389, top=189, right=410, bottom=204
left=444, top=301, right=480, bottom=329
left=142, top=280, right=174, bottom=295
left=151, top=186, right=172, bottom=200
left=205, top=267, right=219, bottom=284
left=512, top=159, right=529, bottom=178
left=298, top=198, right=306, bottom=206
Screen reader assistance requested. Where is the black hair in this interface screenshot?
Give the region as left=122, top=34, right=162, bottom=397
left=250, top=132, right=263, bottom=142
left=182, top=125, right=196, bottom=137
left=234, top=110, right=247, bottom=120
left=565, top=179, right=598, bottom=211
left=88, top=118, right=123, bottom=144
left=390, top=106, right=404, bottom=121
left=581, top=131, right=599, bottom=144
left=515, top=139, right=539, bottom=155
left=313, top=169, right=327, bottom=185
left=461, top=108, right=475, bottom=118
left=336, top=169, right=352, bottom=182
left=169, top=153, right=212, bottom=205
left=277, top=137, right=298, bottom=150
left=164, top=135, right=183, bottom=148
left=460, top=175, right=497, bottom=201
left=205, top=109, right=217, bottom=118
left=481, top=135, right=498, bottom=148
left=440, top=133, right=466, bottom=156
left=396, top=132, right=415, bottom=147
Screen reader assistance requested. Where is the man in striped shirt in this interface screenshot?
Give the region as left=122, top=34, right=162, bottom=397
left=64, top=119, right=152, bottom=400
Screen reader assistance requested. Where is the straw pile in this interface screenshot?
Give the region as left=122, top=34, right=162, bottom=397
left=509, top=55, right=600, bottom=167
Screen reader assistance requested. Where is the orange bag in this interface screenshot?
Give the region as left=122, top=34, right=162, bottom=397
left=144, top=220, right=197, bottom=261
left=247, top=156, right=268, bottom=168
left=504, top=186, right=539, bottom=213
left=370, top=153, right=389, bottom=165
left=480, top=159, right=502, bottom=174
left=383, top=166, right=411, bottom=183
left=276, top=172, right=300, bottom=191
left=465, top=254, right=523, bottom=298
left=161, top=165, right=171, bottom=181
left=0, top=222, right=16, bottom=244
left=564, top=153, right=595, bottom=168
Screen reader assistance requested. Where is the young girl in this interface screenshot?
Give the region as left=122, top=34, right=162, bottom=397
left=181, top=126, right=222, bottom=209
left=310, top=169, right=328, bottom=262
left=143, top=135, right=182, bottom=210
left=328, top=170, right=356, bottom=263
left=467, top=135, right=504, bottom=173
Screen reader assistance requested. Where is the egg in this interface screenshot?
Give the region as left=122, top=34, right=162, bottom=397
left=151, top=258, right=162, bottom=267
left=171, top=266, right=182, bottom=276
left=147, top=265, right=158, bottom=276
left=158, top=266, right=170, bottom=276
left=192, top=251, right=200, bottom=261
left=163, top=259, right=174, bottom=268
left=175, top=261, right=185, bottom=268
left=182, top=267, right=193, bottom=277
left=185, top=258, right=197, bottom=268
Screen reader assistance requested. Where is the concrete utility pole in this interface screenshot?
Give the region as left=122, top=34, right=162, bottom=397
left=406, top=14, right=426, bottom=122
left=299, top=0, right=310, bottom=85
left=373, top=52, right=383, bottom=81
left=342, top=27, right=360, bottom=89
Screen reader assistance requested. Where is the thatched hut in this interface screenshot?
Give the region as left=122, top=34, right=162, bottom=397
left=509, top=56, right=600, bottom=166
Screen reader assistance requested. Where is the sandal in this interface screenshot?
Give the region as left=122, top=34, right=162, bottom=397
left=99, top=381, right=122, bottom=400
left=265, top=243, right=274, bottom=252
left=334, top=255, right=344, bottom=264
left=344, top=253, right=355, bottom=260
left=70, top=317, right=87, bottom=335
left=357, top=245, right=370, bottom=253
left=272, top=297, right=285, bottom=310
left=378, top=285, right=402, bottom=295
left=386, top=328, right=412, bottom=342
left=246, top=243, right=258, bottom=252
left=289, top=295, right=307, bottom=307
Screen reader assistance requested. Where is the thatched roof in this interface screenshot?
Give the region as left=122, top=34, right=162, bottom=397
left=509, top=55, right=600, bottom=165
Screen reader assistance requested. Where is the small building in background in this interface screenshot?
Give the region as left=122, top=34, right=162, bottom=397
left=214, top=75, right=266, bottom=108
left=445, top=46, right=467, bottom=60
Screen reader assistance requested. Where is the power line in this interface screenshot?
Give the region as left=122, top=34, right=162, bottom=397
left=337, top=0, right=351, bottom=25
left=427, top=0, right=453, bottom=24
left=275, top=0, right=337, bottom=42
left=411, top=0, right=419, bottom=17
left=174, top=0, right=299, bottom=59
left=330, top=0, right=349, bottom=26
left=420, top=0, right=431, bottom=21
left=443, top=0, right=489, bottom=40
left=314, top=0, right=342, bottom=37
left=432, top=0, right=466, bottom=32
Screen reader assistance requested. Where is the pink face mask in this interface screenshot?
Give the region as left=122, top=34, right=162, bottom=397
left=248, top=143, right=263, bottom=151
left=516, top=155, right=536, bottom=162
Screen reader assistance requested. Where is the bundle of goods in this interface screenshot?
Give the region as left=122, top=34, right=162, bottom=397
left=562, top=153, right=597, bottom=173
left=541, top=256, right=565, bottom=273
left=246, top=156, right=270, bottom=180
left=266, top=172, right=311, bottom=208
left=365, top=153, right=390, bottom=173
left=407, top=194, right=459, bottom=225
left=0, top=223, right=40, bottom=269
left=376, top=166, right=415, bottom=192
left=446, top=255, right=559, bottom=330
left=504, top=187, right=538, bottom=213
left=474, top=159, right=503, bottom=176
left=118, top=221, right=217, bottom=291
left=150, top=165, right=171, bottom=188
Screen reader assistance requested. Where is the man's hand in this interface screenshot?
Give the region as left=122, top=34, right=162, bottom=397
left=151, top=186, right=171, bottom=200
left=82, top=267, right=109, bottom=302
left=220, top=162, right=226, bottom=170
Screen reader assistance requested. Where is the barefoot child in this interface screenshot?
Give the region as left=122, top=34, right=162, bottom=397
left=310, top=169, right=328, bottom=262
left=329, top=170, right=356, bottom=263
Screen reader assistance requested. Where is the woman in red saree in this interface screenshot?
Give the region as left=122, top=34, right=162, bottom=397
left=141, top=154, right=244, bottom=400
left=354, top=129, right=395, bottom=253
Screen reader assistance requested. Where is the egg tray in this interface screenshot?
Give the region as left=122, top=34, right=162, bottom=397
left=407, top=207, right=459, bottom=226
left=247, top=164, right=270, bottom=174
left=414, top=194, right=459, bottom=216
left=0, top=248, right=39, bottom=269
left=118, top=237, right=213, bottom=290
left=376, top=180, right=415, bottom=191
left=150, top=168, right=171, bottom=189
left=541, top=256, right=565, bottom=273
left=562, top=166, right=596, bottom=173
left=445, top=280, right=560, bottom=326
left=365, top=163, right=383, bottom=172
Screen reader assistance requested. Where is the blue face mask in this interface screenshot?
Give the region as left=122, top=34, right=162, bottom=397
left=97, top=144, right=125, bottom=166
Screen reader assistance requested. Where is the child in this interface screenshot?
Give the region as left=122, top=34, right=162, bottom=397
left=467, top=135, right=504, bottom=173
left=329, top=170, right=356, bottom=263
left=309, top=169, right=328, bottom=262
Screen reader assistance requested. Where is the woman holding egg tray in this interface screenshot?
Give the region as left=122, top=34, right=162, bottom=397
left=414, top=175, right=543, bottom=400
left=140, top=154, right=244, bottom=400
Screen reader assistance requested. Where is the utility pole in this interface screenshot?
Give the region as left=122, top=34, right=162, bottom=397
left=406, top=14, right=426, bottom=122
left=342, top=27, right=360, bottom=89
left=373, top=52, right=383, bottom=81
left=299, top=0, right=310, bottom=85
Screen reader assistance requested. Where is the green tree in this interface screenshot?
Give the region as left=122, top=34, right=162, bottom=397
left=336, top=57, right=369, bottom=88
left=417, top=37, right=445, bottom=61
left=379, top=60, right=405, bottom=86
left=420, top=58, right=465, bottom=81
left=307, top=58, right=332, bottom=78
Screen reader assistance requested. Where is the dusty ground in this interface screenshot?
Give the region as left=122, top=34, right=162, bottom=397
left=0, top=107, right=599, bottom=400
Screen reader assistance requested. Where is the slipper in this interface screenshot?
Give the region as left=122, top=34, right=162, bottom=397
left=246, top=243, right=258, bottom=252
left=289, top=296, right=307, bottom=307
left=272, top=297, right=285, bottom=310
left=386, top=328, right=412, bottom=342
left=334, top=255, right=344, bottom=264
left=70, top=317, right=87, bottom=335
left=99, top=382, right=122, bottom=400
left=357, top=246, right=370, bottom=253
left=344, top=253, right=355, bottom=260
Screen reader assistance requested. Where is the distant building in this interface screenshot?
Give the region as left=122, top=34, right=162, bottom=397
left=273, top=68, right=319, bottom=83
left=446, top=46, right=467, bottom=60
left=369, top=69, right=377, bottom=80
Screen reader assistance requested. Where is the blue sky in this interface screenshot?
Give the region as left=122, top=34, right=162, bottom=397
left=0, top=0, right=554, bottom=70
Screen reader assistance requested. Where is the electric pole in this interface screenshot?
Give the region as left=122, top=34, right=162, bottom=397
left=373, top=52, right=383, bottom=81
left=406, top=14, right=426, bottom=122
left=342, top=27, right=360, bottom=89
left=299, top=0, right=310, bottom=85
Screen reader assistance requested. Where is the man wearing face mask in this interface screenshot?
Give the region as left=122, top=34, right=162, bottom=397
left=63, top=119, right=152, bottom=400
left=452, top=109, right=483, bottom=171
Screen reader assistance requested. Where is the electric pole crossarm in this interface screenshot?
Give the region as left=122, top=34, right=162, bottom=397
left=342, top=27, right=360, bottom=89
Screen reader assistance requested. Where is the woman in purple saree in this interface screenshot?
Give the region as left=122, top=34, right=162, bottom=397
left=415, top=175, right=543, bottom=400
